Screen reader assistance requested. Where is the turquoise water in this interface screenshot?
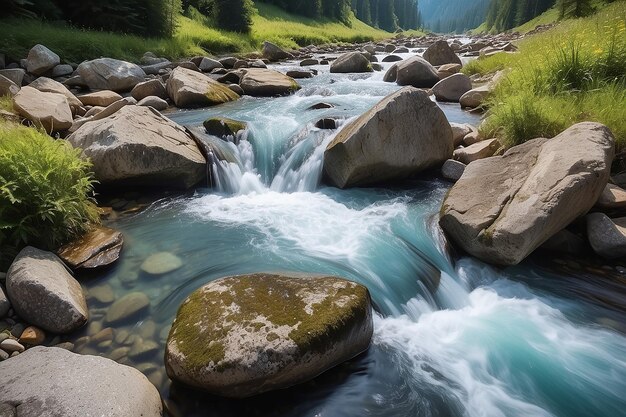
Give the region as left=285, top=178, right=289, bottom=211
left=73, top=59, right=626, bottom=417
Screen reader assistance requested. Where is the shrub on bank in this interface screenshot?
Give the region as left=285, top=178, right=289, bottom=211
left=0, top=121, right=100, bottom=268
left=465, top=1, right=626, bottom=149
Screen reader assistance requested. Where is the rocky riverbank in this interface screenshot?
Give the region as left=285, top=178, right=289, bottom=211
left=1, top=31, right=625, bottom=416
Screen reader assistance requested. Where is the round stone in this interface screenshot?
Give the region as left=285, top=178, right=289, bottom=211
left=140, top=252, right=183, bottom=275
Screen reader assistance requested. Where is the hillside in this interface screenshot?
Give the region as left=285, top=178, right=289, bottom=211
left=0, top=3, right=395, bottom=63
left=419, top=0, right=490, bottom=33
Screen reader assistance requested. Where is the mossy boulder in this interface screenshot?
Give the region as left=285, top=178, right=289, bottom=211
left=239, top=68, right=301, bottom=97
left=166, top=66, right=239, bottom=108
left=165, top=273, right=373, bottom=398
left=203, top=117, right=247, bottom=139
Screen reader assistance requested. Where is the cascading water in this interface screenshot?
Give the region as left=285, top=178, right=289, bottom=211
left=67, top=55, right=626, bottom=417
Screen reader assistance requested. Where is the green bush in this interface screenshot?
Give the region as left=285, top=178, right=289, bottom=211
left=0, top=122, right=100, bottom=268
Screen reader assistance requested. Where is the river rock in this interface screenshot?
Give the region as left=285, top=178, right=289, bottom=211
left=587, top=214, right=626, bottom=259
left=137, top=96, right=168, bottom=110
left=460, top=85, right=491, bottom=108
left=0, top=74, right=19, bottom=97
left=453, top=138, right=500, bottom=164
left=57, top=226, right=123, bottom=269
left=323, top=87, right=452, bottom=188
left=595, top=183, right=626, bottom=211
left=0, top=403, right=15, bottom=417
left=19, top=326, right=45, bottom=345
left=0, top=346, right=162, bottom=416
left=262, top=41, right=293, bottom=61
left=300, top=59, right=319, bottom=66
left=78, top=90, right=122, bottom=107
left=423, top=40, right=462, bottom=66
left=382, top=55, right=403, bottom=63
left=239, top=68, right=300, bottom=96
left=77, top=58, right=146, bottom=92
left=26, top=44, right=60, bottom=75
left=0, top=69, right=25, bottom=86
left=441, top=159, right=466, bottom=182
left=198, top=57, right=224, bottom=72
left=89, top=284, right=115, bottom=304
left=165, top=273, right=373, bottom=398
left=51, top=64, right=74, bottom=77
left=204, top=117, right=247, bottom=138
left=0, top=339, right=24, bottom=353
left=0, top=286, right=9, bottom=318
left=105, top=292, right=150, bottom=324
left=141, top=252, right=183, bottom=275
left=440, top=122, right=615, bottom=265
left=12, top=86, right=72, bottom=132
left=131, top=79, right=167, bottom=101
left=450, top=122, right=473, bottom=146
left=166, top=66, right=239, bottom=108
left=432, top=73, right=472, bottom=102
left=286, top=70, right=313, bottom=79
left=330, top=52, right=372, bottom=73
left=28, top=77, right=82, bottom=111
left=384, top=56, right=440, bottom=88
left=68, top=105, right=206, bottom=189
left=6, top=247, right=88, bottom=334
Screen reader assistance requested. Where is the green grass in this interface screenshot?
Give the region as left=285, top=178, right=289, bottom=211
left=0, top=119, right=100, bottom=268
left=465, top=1, right=626, bottom=149
left=511, top=7, right=560, bottom=33
left=0, top=3, right=397, bottom=63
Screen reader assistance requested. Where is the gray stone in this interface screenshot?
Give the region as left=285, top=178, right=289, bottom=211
left=68, top=105, right=206, bottom=189
left=12, top=86, right=73, bottom=132
left=0, top=69, right=25, bottom=86
left=137, top=96, right=168, bottom=111
left=131, top=79, right=167, bottom=101
left=141, top=252, right=183, bottom=275
left=382, top=55, right=403, bottom=63
left=28, top=77, right=82, bottom=111
left=431, top=73, right=472, bottom=102
left=105, top=292, right=150, bottom=325
left=166, top=66, right=239, bottom=108
left=423, top=40, right=462, bottom=66
left=262, top=41, right=293, bottom=61
left=51, top=64, right=74, bottom=77
left=595, top=183, right=626, bottom=211
left=239, top=68, right=300, bottom=97
left=330, top=52, right=372, bottom=73
left=384, top=57, right=440, bottom=88
left=300, top=59, right=319, bottom=66
left=0, top=339, right=24, bottom=353
left=324, top=87, right=452, bottom=188
left=286, top=70, right=313, bottom=79
left=7, top=247, right=88, bottom=334
left=460, top=85, right=491, bottom=108
left=450, top=122, right=473, bottom=147
left=0, top=350, right=8, bottom=362
left=77, top=58, right=146, bottom=92
left=0, top=346, right=162, bottom=416
left=587, top=214, right=626, bottom=259
left=198, top=57, right=224, bottom=72
left=0, top=286, right=8, bottom=318
left=165, top=273, right=373, bottom=398
left=0, top=75, right=19, bottom=97
left=78, top=90, right=123, bottom=107
left=453, top=138, right=500, bottom=164
left=26, top=44, right=60, bottom=75
left=441, top=159, right=466, bottom=182
left=440, top=122, right=614, bottom=265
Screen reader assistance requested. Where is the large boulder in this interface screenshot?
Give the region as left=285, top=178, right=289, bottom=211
left=324, top=87, right=453, bottom=188
left=239, top=68, right=300, bottom=97
left=68, top=105, right=206, bottom=189
left=0, top=346, right=162, bottom=417
left=0, top=69, right=25, bottom=86
left=28, top=77, right=82, bottom=111
left=262, top=41, right=293, bottom=61
left=423, top=40, right=462, bottom=66
left=131, top=79, right=167, bottom=101
left=12, top=86, right=73, bottom=132
left=166, top=66, right=239, bottom=108
left=329, top=52, right=373, bottom=73
left=165, top=273, right=373, bottom=398
left=26, top=44, right=60, bottom=75
left=77, top=58, right=146, bottom=92
left=384, top=56, right=440, bottom=88
left=431, top=73, right=472, bottom=102
left=586, top=213, right=626, bottom=259
left=440, top=122, right=615, bottom=265
left=6, top=247, right=88, bottom=334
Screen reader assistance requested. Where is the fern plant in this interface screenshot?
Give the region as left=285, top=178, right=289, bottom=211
left=0, top=122, right=100, bottom=268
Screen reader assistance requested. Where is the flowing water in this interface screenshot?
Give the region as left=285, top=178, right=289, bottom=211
left=69, top=55, right=626, bottom=417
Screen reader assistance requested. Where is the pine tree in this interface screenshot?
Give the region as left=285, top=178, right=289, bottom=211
left=213, top=0, right=253, bottom=32
left=558, top=0, right=594, bottom=17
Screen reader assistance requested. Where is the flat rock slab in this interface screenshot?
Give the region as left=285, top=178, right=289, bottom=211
left=239, top=68, right=300, bottom=97
left=595, top=183, right=626, bottom=211
left=57, top=226, right=123, bottom=269
left=78, top=90, right=122, bottom=107
left=12, top=86, right=72, bottom=132
left=165, top=273, right=373, bottom=398
left=0, top=346, right=162, bottom=417
left=440, top=122, right=614, bottom=265
left=7, top=247, right=88, bottom=334
left=453, top=138, right=500, bottom=164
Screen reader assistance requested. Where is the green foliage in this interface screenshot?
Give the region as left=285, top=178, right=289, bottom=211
left=558, top=0, right=595, bottom=17
left=0, top=122, right=100, bottom=268
left=485, top=0, right=556, bottom=31
left=213, top=0, right=254, bottom=32
left=468, top=1, right=626, bottom=149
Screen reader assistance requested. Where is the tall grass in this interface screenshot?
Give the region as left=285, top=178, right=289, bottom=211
left=0, top=3, right=397, bottom=63
left=0, top=121, right=100, bottom=268
left=465, top=1, right=626, bottom=149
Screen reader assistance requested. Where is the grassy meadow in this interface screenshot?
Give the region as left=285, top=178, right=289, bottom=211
left=0, top=3, right=396, bottom=63
left=464, top=1, right=626, bottom=149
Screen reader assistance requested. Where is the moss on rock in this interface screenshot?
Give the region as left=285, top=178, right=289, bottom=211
left=203, top=117, right=247, bottom=138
